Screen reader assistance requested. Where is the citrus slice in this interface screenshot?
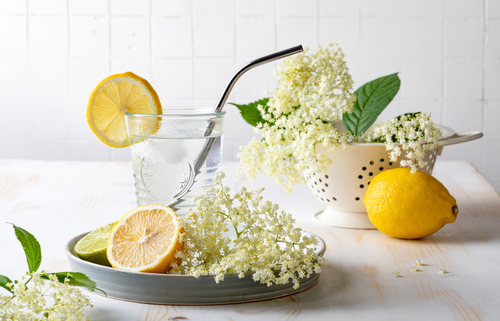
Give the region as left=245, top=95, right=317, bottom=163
left=107, top=205, right=183, bottom=273
left=87, top=72, right=163, bottom=148
left=74, top=220, right=119, bottom=267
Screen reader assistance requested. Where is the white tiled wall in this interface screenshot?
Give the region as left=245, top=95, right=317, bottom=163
left=1, top=0, right=499, bottom=192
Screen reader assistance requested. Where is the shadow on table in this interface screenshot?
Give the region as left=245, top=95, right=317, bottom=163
left=425, top=200, right=500, bottom=245
left=369, top=197, right=500, bottom=246
left=304, top=262, right=350, bottom=303
left=232, top=262, right=351, bottom=313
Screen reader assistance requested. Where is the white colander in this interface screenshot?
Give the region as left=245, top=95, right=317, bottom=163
left=306, top=125, right=483, bottom=229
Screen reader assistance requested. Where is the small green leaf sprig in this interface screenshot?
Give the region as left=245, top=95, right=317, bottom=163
left=0, top=224, right=102, bottom=320
left=170, top=172, right=326, bottom=289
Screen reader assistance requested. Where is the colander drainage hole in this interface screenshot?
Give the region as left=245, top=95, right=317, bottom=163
left=358, top=175, right=363, bottom=179
left=355, top=197, right=360, bottom=201
left=327, top=199, right=330, bottom=202
left=332, top=197, right=337, bottom=201
left=362, top=167, right=367, bottom=171
left=379, top=167, right=383, bottom=171
left=322, top=188, right=325, bottom=192
left=369, top=172, right=373, bottom=176
left=325, top=174, right=329, bottom=179
left=389, top=162, right=394, bottom=166
left=325, top=183, right=329, bottom=187
left=370, top=161, right=374, bottom=165
left=380, top=158, right=385, bottom=162
left=319, top=178, right=322, bottom=182
left=360, top=184, right=364, bottom=188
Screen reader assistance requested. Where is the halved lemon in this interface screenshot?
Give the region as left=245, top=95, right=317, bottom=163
left=107, top=204, right=183, bottom=273
left=87, top=72, right=163, bottom=148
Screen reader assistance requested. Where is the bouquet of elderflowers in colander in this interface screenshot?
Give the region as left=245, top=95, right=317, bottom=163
left=231, top=44, right=442, bottom=192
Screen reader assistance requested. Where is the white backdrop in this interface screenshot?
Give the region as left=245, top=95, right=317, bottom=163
left=1, top=0, right=499, bottom=192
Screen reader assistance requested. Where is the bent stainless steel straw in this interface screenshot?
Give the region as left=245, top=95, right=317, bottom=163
left=168, top=45, right=304, bottom=206
left=213, top=45, right=304, bottom=113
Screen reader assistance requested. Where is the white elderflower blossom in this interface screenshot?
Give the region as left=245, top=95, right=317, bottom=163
left=0, top=271, right=92, bottom=321
left=392, top=271, right=401, bottom=278
left=410, top=265, right=420, bottom=272
left=439, top=269, right=448, bottom=274
left=170, top=172, right=326, bottom=289
left=363, top=112, right=442, bottom=173
left=238, top=44, right=356, bottom=193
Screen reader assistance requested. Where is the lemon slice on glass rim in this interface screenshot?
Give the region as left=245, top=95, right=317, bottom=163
left=87, top=72, right=163, bottom=148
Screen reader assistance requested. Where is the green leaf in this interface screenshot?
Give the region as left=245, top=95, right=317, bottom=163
left=40, top=272, right=106, bottom=295
left=228, top=98, right=270, bottom=127
left=8, top=223, right=42, bottom=273
left=0, top=274, right=14, bottom=294
left=343, top=73, right=401, bottom=136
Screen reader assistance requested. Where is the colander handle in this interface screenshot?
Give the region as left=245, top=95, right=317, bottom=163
left=438, top=131, right=483, bottom=147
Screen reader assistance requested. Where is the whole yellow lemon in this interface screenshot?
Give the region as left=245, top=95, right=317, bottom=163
left=363, top=168, right=458, bottom=239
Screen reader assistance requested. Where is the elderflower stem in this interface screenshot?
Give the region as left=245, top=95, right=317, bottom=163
left=214, top=211, right=230, bottom=220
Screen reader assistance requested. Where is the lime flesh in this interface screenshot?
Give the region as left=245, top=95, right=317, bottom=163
left=74, top=220, right=119, bottom=267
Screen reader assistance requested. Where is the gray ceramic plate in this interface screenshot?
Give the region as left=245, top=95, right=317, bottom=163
left=65, top=231, right=326, bottom=305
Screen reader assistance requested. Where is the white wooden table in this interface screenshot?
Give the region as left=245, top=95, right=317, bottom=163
left=1, top=160, right=499, bottom=320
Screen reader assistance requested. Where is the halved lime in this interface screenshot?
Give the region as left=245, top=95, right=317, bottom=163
left=74, top=220, right=119, bottom=267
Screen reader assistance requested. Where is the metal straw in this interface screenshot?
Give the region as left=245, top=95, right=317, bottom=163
left=213, top=45, right=304, bottom=113
left=168, top=45, right=304, bottom=206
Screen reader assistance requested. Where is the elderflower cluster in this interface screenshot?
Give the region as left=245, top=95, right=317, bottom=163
left=170, top=172, right=326, bottom=289
left=238, top=44, right=356, bottom=193
left=392, top=271, right=401, bottom=278
left=363, top=112, right=442, bottom=173
left=0, top=271, right=92, bottom=321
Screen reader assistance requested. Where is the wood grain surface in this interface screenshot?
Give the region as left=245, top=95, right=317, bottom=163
left=0, top=160, right=499, bottom=320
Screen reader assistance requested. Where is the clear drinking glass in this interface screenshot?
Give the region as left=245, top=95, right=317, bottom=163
left=125, top=109, right=225, bottom=216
